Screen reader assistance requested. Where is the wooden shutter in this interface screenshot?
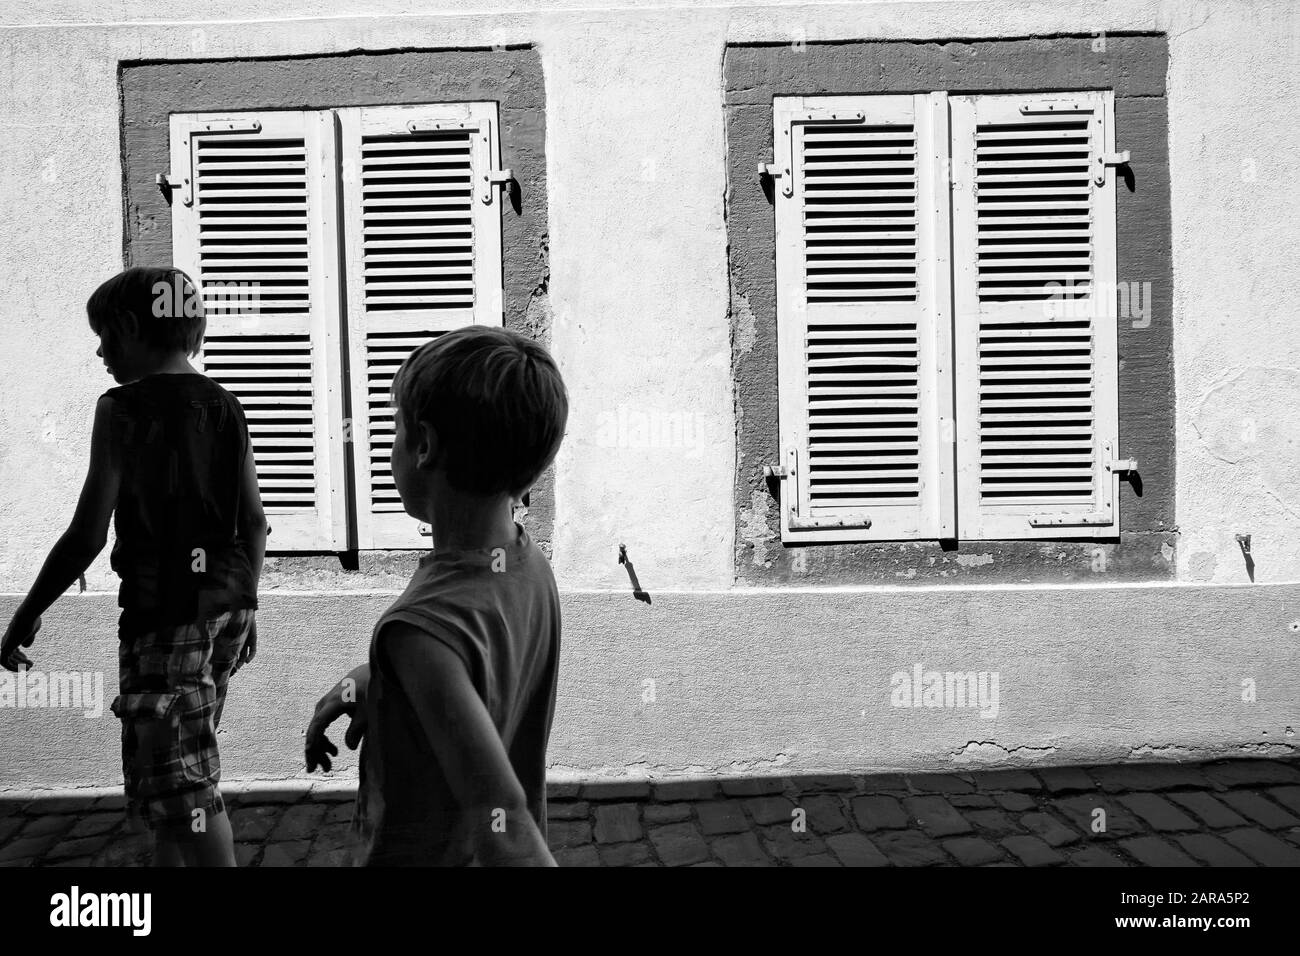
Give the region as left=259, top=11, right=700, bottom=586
left=170, top=111, right=347, bottom=551
left=773, top=95, right=954, bottom=543
left=950, top=92, right=1122, bottom=539
left=339, top=103, right=505, bottom=549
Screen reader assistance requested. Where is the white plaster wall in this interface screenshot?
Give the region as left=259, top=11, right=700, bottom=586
left=0, top=1, right=1297, bottom=787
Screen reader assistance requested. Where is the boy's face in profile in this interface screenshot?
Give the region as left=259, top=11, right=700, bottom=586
left=94, top=322, right=137, bottom=384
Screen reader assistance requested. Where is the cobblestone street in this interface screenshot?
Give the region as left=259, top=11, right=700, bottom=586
left=3, top=759, right=1300, bottom=867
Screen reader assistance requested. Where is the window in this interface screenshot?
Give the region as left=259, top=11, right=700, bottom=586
left=771, top=90, right=1126, bottom=543
left=167, top=103, right=507, bottom=550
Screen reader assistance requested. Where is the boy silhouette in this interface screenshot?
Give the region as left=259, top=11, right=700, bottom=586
left=1, top=266, right=265, bottom=866
left=304, top=325, right=567, bottom=866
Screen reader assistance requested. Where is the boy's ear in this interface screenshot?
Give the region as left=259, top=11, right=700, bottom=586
left=415, top=420, right=440, bottom=471
left=117, top=308, right=141, bottom=340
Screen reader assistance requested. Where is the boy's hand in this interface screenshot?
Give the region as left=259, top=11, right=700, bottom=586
left=304, top=665, right=370, bottom=772
left=232, top=620, right=257, bottom=675
left=1, top=615, right=40, bottom=671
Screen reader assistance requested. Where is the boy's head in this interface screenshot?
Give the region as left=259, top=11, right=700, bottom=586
left=87, top=266, right=205, bottom=382
left=391, top=325, right=568, bottom=510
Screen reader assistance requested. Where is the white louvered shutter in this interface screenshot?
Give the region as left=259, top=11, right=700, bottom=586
left=950, top=92, right=1123, bottom=540
left=773, top=95, right=954, bottom=543
left=339, top=103, right=505, bottom=549
left=170, top=111, right=347, bottom=551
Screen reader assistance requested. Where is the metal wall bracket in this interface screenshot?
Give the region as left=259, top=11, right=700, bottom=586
left=1107, top=457, right=1138, bottom=474
left=1096, top=149, right=1131, bottom=185
left=483, top=168, right=514, bottom=205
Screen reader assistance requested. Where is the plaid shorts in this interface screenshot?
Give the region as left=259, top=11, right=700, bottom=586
left=111, top=608, right=253, bottom=834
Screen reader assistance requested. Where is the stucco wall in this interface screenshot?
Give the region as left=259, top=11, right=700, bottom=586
left=1, top=0, right=1297, bottom=789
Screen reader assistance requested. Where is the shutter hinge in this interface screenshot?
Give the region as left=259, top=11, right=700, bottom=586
left=482, top=168, right=513, bottom=205
left=770, top=110, right=867, bottom=198
left=762, top=463, right=787, bottom=479
left=1096, top=149, right=1131, bottom=185
left=155, top=172, right=186, bottom=206
left=1107, top=456, right=1138, bottom=474
left=177, top=119, right=263, bottom=206
left=774, top=450, right=872, bottom=530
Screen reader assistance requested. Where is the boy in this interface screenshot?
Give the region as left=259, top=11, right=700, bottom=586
left=0, top=266, right=266, bottom=866
left=304, top=325, right=567, bottom=866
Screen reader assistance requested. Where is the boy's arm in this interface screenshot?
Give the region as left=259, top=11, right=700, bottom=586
left=232, top=437, right=267, bottom=670
left=1, top=397, right=120, bottom=669
left=380, top=622, right=557, bottom=866
left=304, top=662, right=371, bottom=771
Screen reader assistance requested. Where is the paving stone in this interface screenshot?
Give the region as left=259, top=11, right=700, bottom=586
left=871, top=830, right=947, bottom=866
left=711, top=832, right=770, bottom=866
left=238, top=787, right=305, bottom=806
left=825, top=832, right=889, bottom=867
left=652, top=780, right=717, bottom=802
left=44, top=835, right=111, bottom=861
left=697, top=801, right=749, bottom=835
left=1089, top=763, right=1211, bottom=793
left=644, top=803, right=692, bottom=825
left=1118, top=837, right=1198, bottom=867
left=553, top=845, right=601, bottom=867
left=1038, top=767, right=1096, bottom=794
left=904, top=796, right=973, bottom=837
left=0, top=799, right=28, bottom=819
left=1220, top=828, right=1300, bottom=865
left=312, top=824, right=352, bottom=853
left=948, top=794, right=996, bottom=808
left=1053, top=794, right=1144, bottom=839
left=1216, top=791, right=1300, bottom=829
left=993, top=792, right=1037, bottom=812
left=305, top=847, right=352, bottom=867
left=1001, top=835, right=1066, bottom=866
left=20, top=796, right=98, bottom=815
left=598, top=842, right=654, bottom=867
left=1019, top=812, right=1081, bottom=847
left=547, top=801, right=590, bottom=821
left=744, top=795, right=797, bottom=826
left=850, top=795, right=909, bottom=830
left=942, top=836, right=1004, bottom=866
left=964, top=808, right=1023, bottom=836
left=858, top=773, right=908, bottom=791
left=580, top=780, right=651, bottom=801
left=1117, top=793, right=1201, bottom=832
left=269, top=803, right=329, bottom=842
left=18, top=815, right=75, bottom=839
left=593, top=804, right=642, bottom=844
left=546, top=820, right=592, bottom=849
left=1204, top=760, right=1300, bottom=789
left=794, top=774, right=859, bottom=792
left=720, top=777, right=788, bottom=797
left=1167, top=791, right=1248, bottom=829
left=1174, top=834, right=1256, bottom=867
left=649, top=822, right=710, bottom=866
left=324, top=803, right=354, bottom=825
left=0, top=835, right=58, bottom=864
left=64, top=814, right=122, bottom=839
left=974, top=770, right=1042, bottom=792
left=93, top=835, right=151, bottom=867
left=906, top=773, right=975, bottom=794
left=761, top=825, right=826, bottom=862
left=0, top=817, right=23, bottom=844
left=791, top=853, right=842, bottom=867
left=261, top=841, right=311, bottom=867
left=1067, top=845, right=1127, bottom=867
left=230, top=805, right=282, bottom=842
left=547, top=782, right=582, bottom=800
left=234, top=843, right=261, bottom=867
left=799, top=794, right=850, bottom=833
left=1264, top=786, right=1300, bottom=817
left=1284, top=827, right=1300, bottom=849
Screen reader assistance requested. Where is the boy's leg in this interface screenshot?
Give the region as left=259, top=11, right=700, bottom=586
left=173, top=810, right=237, bottom=867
